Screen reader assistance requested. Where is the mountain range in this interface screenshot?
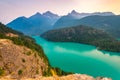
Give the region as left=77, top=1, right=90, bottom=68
left=7, top=10, right=117, bottom=36
left=7, top=11, right=60, bottom=35
left=53, top=10, right=115, bottom=29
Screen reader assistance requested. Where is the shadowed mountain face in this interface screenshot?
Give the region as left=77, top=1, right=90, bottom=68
left=6, top=16, right=34, bottom=35
left=7, top=11, right=60, bottom=35
left=76, top=15, right=120, bottom=38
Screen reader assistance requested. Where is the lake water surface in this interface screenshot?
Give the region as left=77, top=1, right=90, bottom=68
left=33, top=36, right=120, bottom=80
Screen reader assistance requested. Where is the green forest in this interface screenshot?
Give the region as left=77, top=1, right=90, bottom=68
left=41, top=25, right=120, bottom=52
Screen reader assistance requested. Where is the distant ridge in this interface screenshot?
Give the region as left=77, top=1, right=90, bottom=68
left=53, top=10, right=115, bottom=29
left=7, top=10, right=116, bottom=36
left=68, top=10, right=115, bottom=19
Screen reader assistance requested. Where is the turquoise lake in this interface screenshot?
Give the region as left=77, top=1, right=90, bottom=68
left=33, top=36, right=120, bottom=80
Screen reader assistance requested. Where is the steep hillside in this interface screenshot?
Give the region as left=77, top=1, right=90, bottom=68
left=0, top=22, right=49, bottom=78
left=41, top=25, right=120, bottom=52
left=0, top=23, right=69, bottom=79
left=0, top=39, right=46, bottom=78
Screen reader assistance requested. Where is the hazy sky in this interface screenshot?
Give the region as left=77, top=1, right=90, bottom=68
left=0, top=0, right=120, bottom=24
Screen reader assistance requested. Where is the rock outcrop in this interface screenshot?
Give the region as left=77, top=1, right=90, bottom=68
left=0, top=39, right=47, bottom=79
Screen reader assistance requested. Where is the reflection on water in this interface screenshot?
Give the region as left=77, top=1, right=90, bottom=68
left=33, top=36, right=120, bottom=80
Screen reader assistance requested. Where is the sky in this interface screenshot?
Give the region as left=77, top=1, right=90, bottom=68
left=0, top=0, right=120, bottom=24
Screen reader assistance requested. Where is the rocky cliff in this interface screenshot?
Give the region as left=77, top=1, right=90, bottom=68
left=0, top=39, right=46, bottom=79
